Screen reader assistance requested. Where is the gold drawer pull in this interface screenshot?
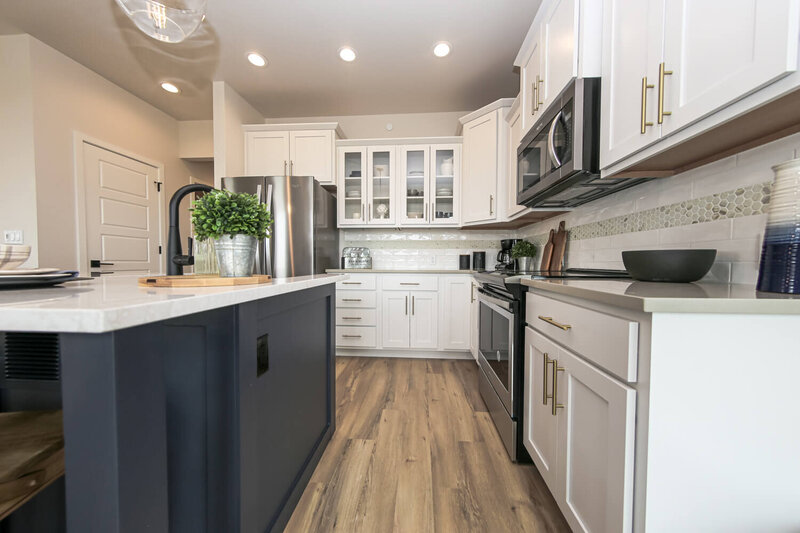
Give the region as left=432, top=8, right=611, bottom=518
left=342, top=282, right=362, bottom=285
left=341, top=317, right=362, bottom=320
left=538, top=316, right=571, bottom=331
left=342, top=335, right=362, bottom=339
left=400, top=282, right=420, bottom=285
left=658, top=62, right=673, bottom=124
left=342, top=298, right=362, bottom=302
left=552, top=360, right=565, bottom=416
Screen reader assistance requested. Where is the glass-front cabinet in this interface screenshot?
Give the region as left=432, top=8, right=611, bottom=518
left=430, top=144, right=460, bottom=225
left=338, top=141, right=460, bottom=227
left=367, top=147, right=396, bottom=225
left=337, top=146, right=366, bottom=225
left=398, top=146, right=430, bottom=225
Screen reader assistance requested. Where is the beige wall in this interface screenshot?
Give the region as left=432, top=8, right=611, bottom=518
left=0, top=36, right=38, bottom=267
left=178, top=120, right=214, bottom=160
left=0, top=34, right=203, bottom=272
left=212, top=81, right=263, bottom=186
left=264, top=110, right=469, bottom=139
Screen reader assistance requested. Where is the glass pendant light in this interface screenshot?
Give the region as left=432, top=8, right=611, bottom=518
left=115, top=0, right=207, bottom=44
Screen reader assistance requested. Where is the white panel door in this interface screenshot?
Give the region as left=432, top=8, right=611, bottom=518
left=541, top=0, right=578, bottom=111
left=461, top=111, right=499, bottom=224
left=381, top=292, right=410, bottom=348
left=522, top=32, right=543, bottom=134
left=661, top=0, right=800, bottom=135
left=556, top=347, right=636, bottom=533
left=523, top=327, right=560, bottom=491
left=600, top=0, right=665, bottom=169
left=83, top=142, right=162, bottom=274
left=245, top=130, right=290, bottom=175
left=366, top=147, right=396, bottom=226
left=398, top=145, right=430, bottom=226
left=409, top=291, right=438, bottom=349
left=429, top=144, right=460, bottom=226
left=438, top=276, right=471, bottom=351
left=289, top=129, right=334, bottom=184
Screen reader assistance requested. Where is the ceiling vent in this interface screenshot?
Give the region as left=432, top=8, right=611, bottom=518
left=2, top=332, right=61, bottom=382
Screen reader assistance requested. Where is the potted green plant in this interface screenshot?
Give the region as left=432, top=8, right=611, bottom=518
left=511, top=240, right=537, bottom=272
left=191, top=190, right=272, bottom=277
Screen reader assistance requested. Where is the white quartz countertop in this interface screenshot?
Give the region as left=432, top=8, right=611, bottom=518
left=521, top=278, right=800, bottom=314
left=326, top=269, right=477, bottom=274
left=0, top=274, right=345, bottom=333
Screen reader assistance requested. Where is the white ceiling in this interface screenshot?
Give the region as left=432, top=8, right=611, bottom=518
left=0, top=0, right=541, bottom=120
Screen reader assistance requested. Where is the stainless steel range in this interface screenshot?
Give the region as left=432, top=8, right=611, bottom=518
left=473, top=268, right=629, bottom=462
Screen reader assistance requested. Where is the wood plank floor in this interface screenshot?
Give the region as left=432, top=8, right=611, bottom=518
left=284, top=357, right=570, bottom=533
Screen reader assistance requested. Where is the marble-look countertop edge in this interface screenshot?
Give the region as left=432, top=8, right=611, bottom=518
left=0, top=274, right=346, bottom=334
left=521, top=279, right=800, bottom=315
left=326, top=269, right=477, bottom=274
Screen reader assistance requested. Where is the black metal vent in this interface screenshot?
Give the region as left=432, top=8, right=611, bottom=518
left=2, top=332, right=61, bottom=381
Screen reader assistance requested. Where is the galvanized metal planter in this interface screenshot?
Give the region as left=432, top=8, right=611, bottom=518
left=214, top=234, right=257, bottom=277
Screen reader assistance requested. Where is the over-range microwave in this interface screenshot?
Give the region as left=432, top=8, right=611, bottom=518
left=517, top=77, right=648, bottom=208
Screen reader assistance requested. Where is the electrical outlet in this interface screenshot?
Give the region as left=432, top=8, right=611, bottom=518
left=3, top=230, right=23, bottom=244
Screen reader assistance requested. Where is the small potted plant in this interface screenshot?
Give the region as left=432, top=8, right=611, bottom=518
left=191, top=190, right=272, bottom=277
left=511, top=240, right=537, bottom=272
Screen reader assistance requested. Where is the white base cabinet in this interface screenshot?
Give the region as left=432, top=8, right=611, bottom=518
left=524, top=287, right=800, bottom=532
left=336, top=273, right=472, bottom=355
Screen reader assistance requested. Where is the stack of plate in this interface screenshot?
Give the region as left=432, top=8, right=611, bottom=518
left=0, top=268, right=82, bottom=289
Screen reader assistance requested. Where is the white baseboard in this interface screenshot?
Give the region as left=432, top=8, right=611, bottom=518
left=337, top=349, right=474, bottom=361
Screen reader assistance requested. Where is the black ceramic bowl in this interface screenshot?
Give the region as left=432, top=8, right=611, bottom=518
left=621, top=249, right=717, bottom=283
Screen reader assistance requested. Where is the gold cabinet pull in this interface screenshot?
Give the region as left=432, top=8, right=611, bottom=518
left=538, top=315, right=572, bottom=331
left=658, top=62, right=673, bottom=124
left=640, top=77, right=654, bottom=134
left=537, top=75, right=544, bottom=108
left=552, top=360, right=565, bottom=416
left=470, top=283, right=475, bottom=303
left=405, top=295, right=408, bottom=315
left=400, top=282, right=420, bottom=285
left=531, top=82, right=537, bottom=115
left=412, top=295, right=415, bottom=315
left=342, top=298, right=362, bottom=302
left=342, top=282, right=362, bottom=285
left=543, top=352, right=554, bottom=405
left=341, top=316, right=362, bottom=320
left=489, top=195, right=494, bottom=216
left=342, top=334, right=362, bottom=339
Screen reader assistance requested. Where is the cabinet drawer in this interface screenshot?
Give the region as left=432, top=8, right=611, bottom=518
left=336, top=326, right=376, bottom=348
left=336, top=308, right=377, bottom=327
left=381, top=275, right=438, bottom=291
left=336, top=291, right=376, bottom=308
left=526, top=292, right=638, bottom=382
left=336, top=275, right=377, bottom=290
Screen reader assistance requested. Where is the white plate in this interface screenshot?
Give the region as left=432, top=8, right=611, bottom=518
left=0, top=267, right=61, bottom=276
left=0, top=271, right=76, bottom=280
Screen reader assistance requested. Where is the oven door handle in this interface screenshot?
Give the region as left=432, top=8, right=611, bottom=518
left=477, top=287, right=515, bottom=314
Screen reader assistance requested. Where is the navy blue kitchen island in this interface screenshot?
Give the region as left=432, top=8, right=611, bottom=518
left=0, top=274, right=343, bottom=532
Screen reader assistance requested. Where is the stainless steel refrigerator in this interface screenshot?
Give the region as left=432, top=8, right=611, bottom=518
left=221, top=176, right=339, bottom=278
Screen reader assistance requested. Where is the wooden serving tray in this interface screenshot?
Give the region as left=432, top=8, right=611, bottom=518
left=138, top=274, right=272, bottom=287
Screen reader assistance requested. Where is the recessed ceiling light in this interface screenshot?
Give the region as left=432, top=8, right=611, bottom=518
left=433, top=41, right=452, bottom=58
left=161, top=82, right=180, bottom=94
left=338, top=46, right=356, bottom=62
left=247, top=52, right=267, bottom=67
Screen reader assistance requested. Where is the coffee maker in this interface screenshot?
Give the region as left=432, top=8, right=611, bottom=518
left=495, top=239, right=520, bottom=271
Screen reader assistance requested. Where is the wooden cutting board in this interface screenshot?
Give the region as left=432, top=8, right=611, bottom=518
left=540, top=229, right=555, bottom=272
left=549, top=221, right=568, bottom=273
left=0, top=411, right=64, bottom=521
left=138, top=274, right=272, bottom=288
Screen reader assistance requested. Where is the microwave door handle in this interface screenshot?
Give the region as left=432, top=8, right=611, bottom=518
left=547, top=111, right=563, bottom=168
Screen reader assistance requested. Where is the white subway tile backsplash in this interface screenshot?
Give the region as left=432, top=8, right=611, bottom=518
left=730, top=262, right=759, bottom=285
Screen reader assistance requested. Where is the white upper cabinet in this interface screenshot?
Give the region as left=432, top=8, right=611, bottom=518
left=337, top=146, right=367, bottom=226
left=244, top=123, right=338, bottom=185
left=600, top=0, right=800, bottom=170
left=289, top=129, right=335, bottom=183
left=660, top=0, right=800, bottom=136
left=366, top=147, right=396, bottom=225
left=516, top=0, right=602, bottom=137
left=460, top=101, right=513, bottom=225
left=398, top=145, right=431, bottom=226
left=245, top=130, right=290, bottom=176
left=600, top=0, right=665, bottom=169
left=429, top=144, right=461, bottom=225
